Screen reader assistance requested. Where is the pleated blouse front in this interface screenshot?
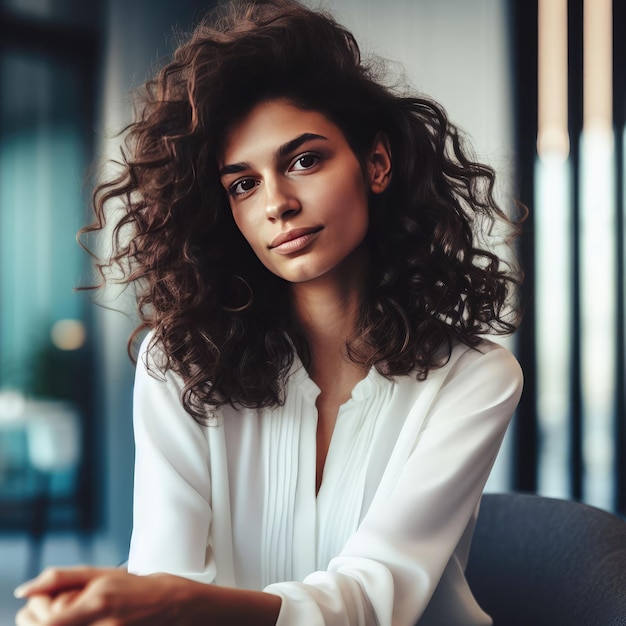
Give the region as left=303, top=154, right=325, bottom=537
left=129, top=337, right=523, bottom=626
left=223, top=361, right=398, bottom=589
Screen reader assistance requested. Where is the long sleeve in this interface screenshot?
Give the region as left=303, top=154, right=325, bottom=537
left=126, top=336, right=522, bottom=626
left=264, top=342, right=523, bottom=626
left=127, top=340, right=217, bottom=583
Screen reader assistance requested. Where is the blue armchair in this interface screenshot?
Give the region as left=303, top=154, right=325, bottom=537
left=466, top=493, right=626, bottom=626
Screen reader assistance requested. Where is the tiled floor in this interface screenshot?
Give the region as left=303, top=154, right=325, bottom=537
left=0, top=535, right=96, bottom=626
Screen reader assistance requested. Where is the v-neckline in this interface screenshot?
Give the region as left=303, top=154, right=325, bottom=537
left=288, top=358, right=386, bottom=499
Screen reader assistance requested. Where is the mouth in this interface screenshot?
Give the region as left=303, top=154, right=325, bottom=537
left=269, top=226, right=323, bottom=252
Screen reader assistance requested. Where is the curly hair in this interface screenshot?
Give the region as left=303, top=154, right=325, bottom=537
left=83, top=0, right=522, bottom=423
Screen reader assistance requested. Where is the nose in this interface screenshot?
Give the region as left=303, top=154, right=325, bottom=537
left=265, top=179, right=301, bottom=221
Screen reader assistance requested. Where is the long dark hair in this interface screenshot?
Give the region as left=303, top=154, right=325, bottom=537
left=82, top=0, right=522, bottom=423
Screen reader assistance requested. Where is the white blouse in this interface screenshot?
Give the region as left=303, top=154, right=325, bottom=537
left=128, top=336, right=523, bottom=626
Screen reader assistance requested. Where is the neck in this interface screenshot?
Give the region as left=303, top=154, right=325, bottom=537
left=290, top=252, right=368, bottom=386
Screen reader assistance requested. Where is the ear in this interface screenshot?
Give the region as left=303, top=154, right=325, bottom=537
left=366, top=133, right=392, bottom=194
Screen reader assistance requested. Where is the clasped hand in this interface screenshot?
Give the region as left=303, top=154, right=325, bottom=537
left=14, top=567, right=188, bottom=626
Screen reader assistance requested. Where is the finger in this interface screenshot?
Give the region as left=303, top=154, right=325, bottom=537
left=50, top=590, right=82, bottom=614
left=15, top=595, right=54, bottom=626
left=43, top=573, right=156, bottom=626
left=66, top=616, right=153, bottom=626
left=15, top=589, right=84, bottom=626
left=34, top=581, right=117, bottom=626
left=15, top=606, right=41, bottom=626
left=24, top=595, right=54, bottom=621
left=15, top=567, right=117, bottom=599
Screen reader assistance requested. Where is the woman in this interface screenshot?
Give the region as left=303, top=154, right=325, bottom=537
left=15, top=1, right=523, bottom=624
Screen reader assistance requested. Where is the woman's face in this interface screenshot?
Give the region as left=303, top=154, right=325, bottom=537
left=219, top=99, right=390, bottom=285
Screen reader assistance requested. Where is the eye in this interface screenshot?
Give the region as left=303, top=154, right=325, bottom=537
left=290, top=153, right=320, bottom=171
left=229, top=177, right=258, bottom=197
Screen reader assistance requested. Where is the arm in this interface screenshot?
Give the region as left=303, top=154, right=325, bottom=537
left=264, top=342, right=523, bottom=626
left=15, top=334, right=282, bottom=626
left=15, top=568, right=281, bottom=626
left=16, top=342, right=521, bottom=626
left=127, top=339, right=216, bottom=580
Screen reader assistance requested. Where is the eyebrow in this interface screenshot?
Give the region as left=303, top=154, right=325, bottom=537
left=219, top=132, right=329, bottom=177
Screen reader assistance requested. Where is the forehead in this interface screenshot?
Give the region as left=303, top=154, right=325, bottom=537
left=220, top=99, right=346, bottom=165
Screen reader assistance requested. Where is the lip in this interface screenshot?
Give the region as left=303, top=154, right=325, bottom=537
left=269, top=226, right=323, bottom=253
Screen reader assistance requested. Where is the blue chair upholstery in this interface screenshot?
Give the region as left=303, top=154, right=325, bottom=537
left=466, top=493, right=626, bottom=626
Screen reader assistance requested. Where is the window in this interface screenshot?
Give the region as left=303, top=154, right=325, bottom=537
left=0, top=5, right=100, bottom=530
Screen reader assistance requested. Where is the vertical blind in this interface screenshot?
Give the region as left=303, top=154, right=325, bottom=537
left=513, top=0, right=625, bottom=515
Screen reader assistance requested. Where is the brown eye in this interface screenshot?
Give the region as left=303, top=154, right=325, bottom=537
left=291, top=153, right=319, bottom=171
left=230, top=178, right=258, bottom=197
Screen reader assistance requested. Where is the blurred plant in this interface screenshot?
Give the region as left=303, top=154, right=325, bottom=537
left=0, top=322, right=86, bottom=403
left=29, top=340, right=81, bottom=402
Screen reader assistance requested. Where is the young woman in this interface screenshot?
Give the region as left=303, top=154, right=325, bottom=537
left=15, top=1, right=523, bottom=624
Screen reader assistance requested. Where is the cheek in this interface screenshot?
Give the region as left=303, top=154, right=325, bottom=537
left=232, top=210, right=270, bottom=265
left=318, top=166, right=369, bottom=214
left=338, top=174, right=370, bottom=228
left=231, top=210, right=255, bottom=246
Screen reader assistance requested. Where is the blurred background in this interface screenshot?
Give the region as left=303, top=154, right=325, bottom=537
left=0, top=0, right=623, bottom=621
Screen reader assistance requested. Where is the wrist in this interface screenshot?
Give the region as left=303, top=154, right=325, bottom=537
left=147, top=573, right=203, bottom=625
left=146, top=574, right=281, bottom=626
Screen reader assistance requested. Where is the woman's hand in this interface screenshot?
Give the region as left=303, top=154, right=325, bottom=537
left=14, top=567, right=190, bottom=626
left=14, top=566, right=281, bottom=626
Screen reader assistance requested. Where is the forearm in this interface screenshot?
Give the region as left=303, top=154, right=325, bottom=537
left=179, top=579, right=282, bottom=626
left=15, top=568, right=282, bottom=626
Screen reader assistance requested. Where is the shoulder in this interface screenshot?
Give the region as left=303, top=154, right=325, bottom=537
left=448, top=338, right=523, bottom=385
left=136, top=330, right=167, bottom=373
left=134, top=330, right=231, bottom=428
left=134, top=330, right=185, bottom=393
left=389, top=339, right=522, bottom=433
left=429, top=338, right=523, bottom=421
left=133, top=331, right=190, bottom=423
